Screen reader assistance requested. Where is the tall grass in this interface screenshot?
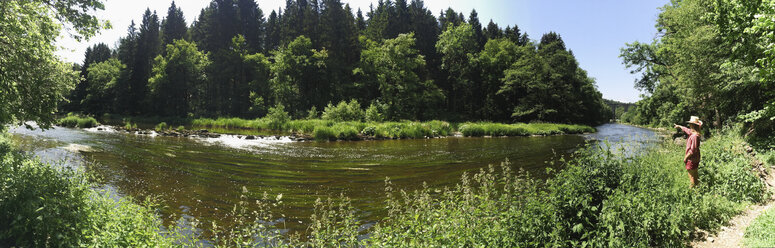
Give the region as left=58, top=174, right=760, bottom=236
left=459, top=122, right=595, bottom=137
left=56, top=113, right=99, bottom=128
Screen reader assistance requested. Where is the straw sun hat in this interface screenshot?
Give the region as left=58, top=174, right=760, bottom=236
left=687, top=116, right=703, bottom=126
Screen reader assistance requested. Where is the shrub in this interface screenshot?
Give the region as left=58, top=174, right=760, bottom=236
left=362, top=126, right=376, bottom=136
left=0, top=139, right=172, bottom=247
left=424, top=120, right=452, bottom=136
left=307, top=106, right=319, bottom=119
left=176, top=126, right=185, bottom=132
left=266, top=104, right=291, bottom=130
left=154, top=122, right=168, bottom=132
left=365, top=103, right=384, bottom=122
left=322, top=100, right=364, bottom=122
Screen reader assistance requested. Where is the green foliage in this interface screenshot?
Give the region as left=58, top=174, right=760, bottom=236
left=459, top=122, right=593, bottom=137
left=621, top=0, right=775, bottom=139
left=1, top=128, right=765, bottom=246
left=0, top=0, right=106, bottom=128
left=58, top=0, right=612, bottom=126
left=154, top=122, right=168, bottom=132
left=176, top=125, right=185, bottom=132
left=269, top=35, right=329, bottom=115
left=124, top=121, right=137, bottom=130
left=313, top=126, right=336, bottom=141
left=332, top=123, right=360, bottom=141
left=744, top=205, right=775, bottom=247
left=365, top=102, right=386, bottom=122
left=56, top=114, right=99, bottom=128
left=148, top=39, right=210, bottom=117
left=306, top=106, right=319, bottom=119
left=355, top=33, right=445, bottom=120
left=82, top=58, right=125, bottom=114
left=266, top=104, right=290, bottom=130
left=0, top=135, right=172, bottom=247
left=437, top=23, right=478, bottom=117
left=322, top=100, right=364, bottom=122
left=312, top=123, right=362, bottom=141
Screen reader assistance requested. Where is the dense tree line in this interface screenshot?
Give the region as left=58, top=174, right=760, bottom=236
left=63, top=0, right=611, bottom=125
left=621, top=0, right=775, bottom=138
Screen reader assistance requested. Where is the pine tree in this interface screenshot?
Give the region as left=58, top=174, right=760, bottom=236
left=484, top=20, right=501, bottom=40
left=128, top=9, right=161, bottom=114
left=161, top=1, right=187, bottom=46
left=265, top=10, right=281, bottom=51
left=355, top=8, right=366, bottom=33
left=468, top=9, right=485, bottom=51
left=237, top=0, right=265, bottom=53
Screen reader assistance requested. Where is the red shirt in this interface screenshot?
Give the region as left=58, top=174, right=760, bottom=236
left=681, top=126, right=701, bottom=163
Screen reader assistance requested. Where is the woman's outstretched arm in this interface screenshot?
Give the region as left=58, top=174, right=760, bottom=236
left=674, top=124, right=692, bottom=135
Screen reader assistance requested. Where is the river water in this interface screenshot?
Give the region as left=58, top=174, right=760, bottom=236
left=9, top=123, right=657, bottom=232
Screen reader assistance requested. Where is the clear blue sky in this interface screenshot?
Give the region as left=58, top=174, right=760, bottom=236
left=55, top=0, right=669, bottom=103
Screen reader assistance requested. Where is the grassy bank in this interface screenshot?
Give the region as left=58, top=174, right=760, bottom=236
left=459, top=122, right=594, bottom=136
left=191, top=117, right=593, bottom=140
left=2, top=125, right=767, bottom=246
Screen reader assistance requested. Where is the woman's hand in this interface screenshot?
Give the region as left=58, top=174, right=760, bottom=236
left=673, top=123, right=680, bottom=129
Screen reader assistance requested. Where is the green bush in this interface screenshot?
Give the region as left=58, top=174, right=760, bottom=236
left=154, top=122, right=168, bottom=131
left=267, top=104, right=291, bottom=130
left=0, top=136, right=172, bottom=247
left=322, top=100, right=364, bottom=122
left=362, top=126, right=376, bottom=136
left=176, top=125, right=185, bottom=132
left=365, top=103, right=385, bottom=122
left=307, top=106, right=319, bottom=119
left=124, top=121, right=134, bottom=130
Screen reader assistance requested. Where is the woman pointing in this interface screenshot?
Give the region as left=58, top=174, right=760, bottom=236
left=674, top=116, right=703, bottom=188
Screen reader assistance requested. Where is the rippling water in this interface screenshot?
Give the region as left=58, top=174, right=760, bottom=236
left=9, top=123, right=657, bottom=232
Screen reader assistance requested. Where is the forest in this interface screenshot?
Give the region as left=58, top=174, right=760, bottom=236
left=63, top=0, right=612, bottom=125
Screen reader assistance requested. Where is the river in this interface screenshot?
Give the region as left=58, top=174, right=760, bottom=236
left=9, top=123, right=657, bottom=233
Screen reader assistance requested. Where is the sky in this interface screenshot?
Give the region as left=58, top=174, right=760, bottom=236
left=55, top=0, right=669, bottom=103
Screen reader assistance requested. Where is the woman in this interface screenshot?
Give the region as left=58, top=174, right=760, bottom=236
left=674, top=116, right=702, bottom=188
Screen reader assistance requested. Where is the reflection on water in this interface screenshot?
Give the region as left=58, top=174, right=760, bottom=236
left=9, top=123, right=657, bottom=232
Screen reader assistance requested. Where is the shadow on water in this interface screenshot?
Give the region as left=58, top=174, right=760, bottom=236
left=9, top=123, right=658, bottom=234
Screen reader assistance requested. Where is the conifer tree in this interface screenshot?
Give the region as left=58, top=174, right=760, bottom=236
left=161, top=1, right=187, bottom=46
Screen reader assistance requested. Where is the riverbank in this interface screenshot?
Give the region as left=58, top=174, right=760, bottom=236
left=2, top=125, right=767, bottom=246
left=56, top=114, right=597, bottom=141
